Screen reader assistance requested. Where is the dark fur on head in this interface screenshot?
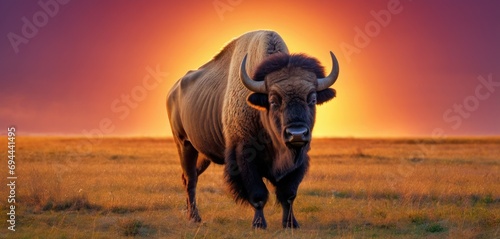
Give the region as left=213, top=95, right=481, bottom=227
left=253, top=53, right=326, bottom=82
left=247, top=53, right=336, bottom=109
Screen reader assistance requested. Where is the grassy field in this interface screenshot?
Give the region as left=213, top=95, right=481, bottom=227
left=0, top=137, right=499, bottom=238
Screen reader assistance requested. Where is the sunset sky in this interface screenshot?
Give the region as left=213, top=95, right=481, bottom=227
left=1, top=0, right=499, bottom=138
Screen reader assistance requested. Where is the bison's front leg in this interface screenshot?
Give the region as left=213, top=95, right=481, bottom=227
left=279, top=196, right=299, bottom=228
left=242, top=162, right=269, bottom=229
left=225, top=145, right=269, bottom=229
left=276, top=188, right=299, bottom=228
left=252, top=202, right=267, bottom=229
left=276, top=165, right=306, bottom=228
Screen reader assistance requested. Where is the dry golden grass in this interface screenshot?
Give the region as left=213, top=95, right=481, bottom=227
left=0, top=137, right=499, bottom=238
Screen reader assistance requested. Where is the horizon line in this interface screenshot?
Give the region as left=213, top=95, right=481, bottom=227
left=2, top=133, right=500, bottom=140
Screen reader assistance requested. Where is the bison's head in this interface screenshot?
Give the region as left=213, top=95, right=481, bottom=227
left=240, top=52, right=338, bottom=150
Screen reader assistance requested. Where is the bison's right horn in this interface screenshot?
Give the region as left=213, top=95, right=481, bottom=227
left=317, top=51, right=339, bottom=91
left=240, top=54, right=267, bottom=93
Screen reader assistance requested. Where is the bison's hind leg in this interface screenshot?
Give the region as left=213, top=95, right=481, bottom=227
left=196, top=157, right=211, bottom=175
left=177, top=140, right=202, bottom=222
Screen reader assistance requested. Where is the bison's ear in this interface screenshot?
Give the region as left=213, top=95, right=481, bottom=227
left=247, top=93, right=269, bottom=111
left=317, top=88, right=336, bottom=105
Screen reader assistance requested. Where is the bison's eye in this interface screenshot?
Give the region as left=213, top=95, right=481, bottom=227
left=308, top=93, right=317, bottom=105
left=269, top=95, right=281, bottom=109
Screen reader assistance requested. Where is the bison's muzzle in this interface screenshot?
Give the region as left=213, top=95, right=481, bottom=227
left=284, top=125, right=310, bottom=147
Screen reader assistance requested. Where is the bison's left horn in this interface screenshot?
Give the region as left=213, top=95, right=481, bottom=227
left=240, top=54, right=267, bottom=93
left=317, top=51, right=339, bottom=91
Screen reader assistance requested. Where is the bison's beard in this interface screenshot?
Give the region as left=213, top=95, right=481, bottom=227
left=273, top=144, right=308, bottom=181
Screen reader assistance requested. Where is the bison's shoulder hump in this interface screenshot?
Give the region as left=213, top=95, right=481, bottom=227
left=180, top=69, right=205, bottom=90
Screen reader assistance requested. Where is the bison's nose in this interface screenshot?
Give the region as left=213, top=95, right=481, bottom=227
left=285, top=126, right=310, bottom=147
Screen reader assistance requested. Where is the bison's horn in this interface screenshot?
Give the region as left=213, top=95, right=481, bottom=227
left=317, top=51, right=339, bottom=91
left=240, top=54, right=267, bottom=93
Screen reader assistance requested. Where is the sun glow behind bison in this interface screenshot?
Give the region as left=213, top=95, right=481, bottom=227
left=150, top=2, right=390, bottom=138
left=0, top=1, right=499, bottom=137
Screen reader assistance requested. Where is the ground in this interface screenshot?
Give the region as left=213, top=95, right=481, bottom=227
left=0, top=137, right=499, bottom=238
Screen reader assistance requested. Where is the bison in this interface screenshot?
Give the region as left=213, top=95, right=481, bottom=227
left=167, top=30, right=339, bottom=228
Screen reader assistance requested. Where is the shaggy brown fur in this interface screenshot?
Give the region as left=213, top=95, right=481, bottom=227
left=253, top=53, right=326, bottom=82
left=167, top=30, right=336, bottom=229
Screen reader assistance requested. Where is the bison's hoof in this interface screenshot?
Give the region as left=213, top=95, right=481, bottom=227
left=188, top=210, right=202, bottom=223
left=283, top=219, right=299, bottom=228
left=189, top=215, right=202, bottom=223
left=252, top=218, right=267, bottom=229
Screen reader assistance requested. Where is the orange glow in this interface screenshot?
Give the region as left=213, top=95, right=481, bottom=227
left=151, top=1, right=367, bottom=138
